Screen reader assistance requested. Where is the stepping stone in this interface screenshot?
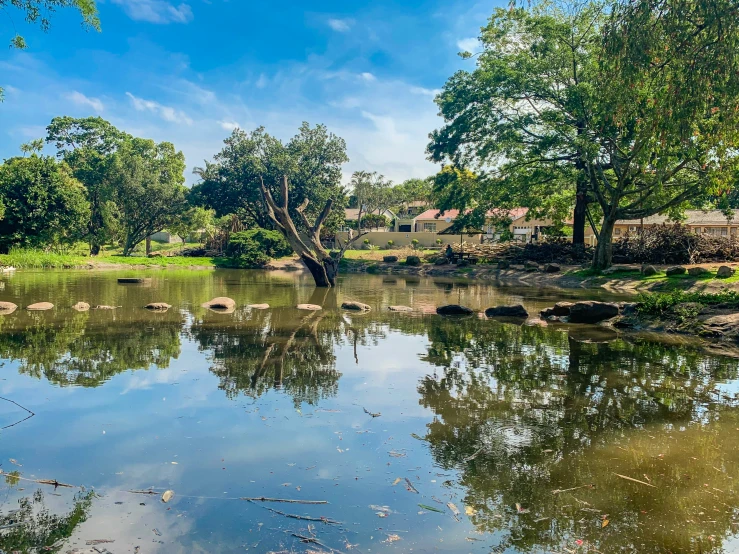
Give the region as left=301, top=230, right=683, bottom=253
left=118, top=278, right=146, bottom=284
left=341, top=301, right=371, bottom=312
left=388, top=305, right=413, bottom=312
left=436, top=304, right=474, bottom=316
left=247, top=304, right=270, bottom=310
left=0, top=301, right=17, bottom=314
left=26, top=302, right=53, bottom=311
left=297, top=304, right=322, bottom=311
left=72, top=302, right=90, bottom=311
left=145, top=302, right=171, bottom=311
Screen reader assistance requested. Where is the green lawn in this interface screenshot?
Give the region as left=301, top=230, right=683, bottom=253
left=0, top=248, right=216, bottom=269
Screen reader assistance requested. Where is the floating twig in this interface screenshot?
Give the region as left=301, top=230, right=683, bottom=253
left=247, top=500, right=341, bottom=524
left=0, top=396, right=35, bottom=430
left=240, top=497, right=327, bottom=505
left=613, top=473, right=656, bottom=488
left=404, top=478, right=419, bottom=494
left=363, top=407, right=381, bottom=418
left=0, top=471, right=76, bottom=489
left=552, top=484, right=594, bottom=495
left=291, top=533, right=345, bottom=554
left=126, top=489, right=160, bottom=495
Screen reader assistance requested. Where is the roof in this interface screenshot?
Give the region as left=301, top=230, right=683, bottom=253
left=617, top=209, right=739, bottom=226
left=344, top=208, right=395, bottom=220
left=415, top=207, right=529, bottom=221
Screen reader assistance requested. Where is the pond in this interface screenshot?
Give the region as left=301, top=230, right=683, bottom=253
left=0, top=269, right=738, bottom=554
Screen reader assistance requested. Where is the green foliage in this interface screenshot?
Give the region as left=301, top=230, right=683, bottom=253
left=637, top=290, right=739, bottom=316
left=0, top=155, right=90, bottom=252
left=191, top=123, right=348, bottom=234
left=225, top=228, right=292, bottom=268
left=361, top=213, right=388, bottom=230
left=169, top=206, right=215, bottom=243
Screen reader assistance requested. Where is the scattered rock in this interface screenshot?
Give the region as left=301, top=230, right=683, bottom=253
left=485, top=305, right=529, bottom=318
left=148, top=252, right=166, bottom=258
left=144, top=302, right=171, bottom=311
left=688, top=266, right=710, bottom=277
left=94, top=305, right=118, bottom=310
left=434, top=258, right=448, bottom=266
left=665, top=266, right=687, bottom=276
left=388, top=305, right=413, bottom=312
left=717, top=265, right=735, bottom=278
left=641, top=264, right=658, bottom=276
left=405, top=255, right=421, bottom=267
left=297, top=304, right=322, bottom=311
left=602, top=265, right=634, bottom=275
left=497, top=260, right=510, bottom=269
left=618, top=302, right=639, bottom=315
left=544, top=263, right=560, bottom=273
left=383, top=256, right=398, bottom=263
left=341, top=301, right=371, bottom=312
left=540, top=302, right=573, bottom=319
left=524, top=261, right=540, bottom=272
left=436, top=304, right=474, bottom=316
left=202, top=297, right=236, bottom=312
left=26, top=302, right=53, bottom=311
left=118, top=277, right=146, bottom=284
left=540, top=307, right=556, bottom=319
left=0, top=301, right=17, bottom=314
left=72, top=302, right=90, bottom=312
left=247, top=303, right=270, bottom=309
left=701, top=313, right=739, bottom=340
left=568, top=301, right=620, bottom=324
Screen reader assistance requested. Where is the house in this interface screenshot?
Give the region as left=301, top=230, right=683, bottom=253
left=612, top=209, right=739, bottom=238
left=413, top=208, right=554, bottom=241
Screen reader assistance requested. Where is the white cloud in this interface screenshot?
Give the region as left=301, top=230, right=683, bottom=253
left=456, top=37, right=478, bottom=52
left=327, top=18, right=353, bottom=32
left=219, top=120, right=240, bottom=131
left=126, top=92, right=193, bottom=125
left=410, top=86, right=440, bottom=97
left=111, top=0, right=193, bottom=24
left=359, top=72, right=376, bottom=82
left=66, top=90, right=104, bottom=112
left=255, top=73, right=268, bottom=89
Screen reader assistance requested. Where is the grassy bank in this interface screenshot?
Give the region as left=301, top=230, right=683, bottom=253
left=0, top=249, right=216, bottom=269
left=637, top=290, right=739, bottom=316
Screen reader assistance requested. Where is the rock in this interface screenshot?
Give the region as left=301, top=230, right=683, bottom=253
left=641, top=264, right=658, bottom=276
left=383, top=256, right=398, bottom=263
left=498, top=260, right=510, bottom=269
left=202, top=297, right=236, bottom=311
left=436, top=304, right=474, bottom=316
left=297, top=303, right=322, bottom=311
left=0, top=301, right=17, bottom=314
left=94, top=305, right=118, bottom=310
left=568, top=301, right=620, bottom=324
left=553, top=302, right=574, bottom=316
left=145, top=302, right=171, bottom=311
left=665, top=266, right=687, bottom=276
left=602, top=265, right=634, bottom=275
left=701, top=313, right=739, bottom=340
left=434, top=257, right=448, bottom=266
left=485, top=305, right=529, bottom=318
left=717, top=265, right=735, bottom=278
left=618, top=302, right=639, bottom=315
left=524, top=260, right=540, bottom=272
left=118, top=277, right=146, bottom=284
left=26, top=302, right=53, bottom=311
left=540, top=307, right=556, bottom=319
left=148, top=252, right=165, bottom=258
left=688, top=266, right=710, bottom=277
left=341, top=301, right=371, bottom=312
left=72, top=302, right=90, bottom=312
left=544, top=263, right=560, bottom=273
left=405, top=255, right=421, bottom=266
left=388, top=305, right=413, bottom=312
left=247, top=303, right=270, bottom=309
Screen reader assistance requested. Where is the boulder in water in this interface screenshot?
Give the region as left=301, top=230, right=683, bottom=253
left=118, top=277, right=146, bottom=284
left=0, top=301, right=17, bottom=314
left=145, top=302, right=171, bottom=311
left=436, top=304, right=474, bottom=316
left=544, top=263, right=560, bottom=273
left=485, top=305, right=529, bottom=318
left=388, top=305, right=413, bottom=312
left=568, top=301, right=619, bottom=323
left=26, top=302, right=53, bottom=311
left=297, top=303, right=322, bottom=311
left=202, top=297, right=236, bottom=312
left=247, top=303, right=270, bottom=310
left=341, top=301, right=371, bottom=312
left=72, top=302, right=90, bottom=312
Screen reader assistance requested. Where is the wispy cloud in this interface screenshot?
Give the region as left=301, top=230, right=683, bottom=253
left=126, top=92, right=193, bottom=125
left=456, top=37, right=478, bottom=52
left=359, top=72, right=376, bottom=82
left=66, top=90, right=104, bottom=112
left=327, top=18, right=353, bottom=32
left=111, top=0, right=194, bottom=24
left=218, top=120, right=240, bottom=131
left=410, top=86, right=440, bottom=98
left=255, top=74, right=268, bottom=89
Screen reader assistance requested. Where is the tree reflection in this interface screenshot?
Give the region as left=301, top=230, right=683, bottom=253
left=0, top=489, right=94, bottom=553
left=0, top=310, right=182, bottom=387
left=417, top=317, right=739, bottom=553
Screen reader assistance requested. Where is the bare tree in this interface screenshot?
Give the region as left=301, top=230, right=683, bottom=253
left=260, top=176, right=367, bottom=287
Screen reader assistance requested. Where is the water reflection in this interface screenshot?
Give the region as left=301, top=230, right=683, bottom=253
left=418, top=317, right=739, bottom=553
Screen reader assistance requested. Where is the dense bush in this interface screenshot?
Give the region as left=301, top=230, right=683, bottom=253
left=613, top=224, right=739, bottom=264
left=225, top=228, right=292, bottom=267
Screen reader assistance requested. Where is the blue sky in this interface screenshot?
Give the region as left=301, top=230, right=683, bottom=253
left=0, top=0, right=498, bottom=184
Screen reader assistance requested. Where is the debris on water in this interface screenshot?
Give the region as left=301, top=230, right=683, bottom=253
left=86, top=540, right=115, bottom=545
left=613, top=473, right=656, bottom=488
left=153, top=528, right=162, bottom=536
left=363, top=407, right=381, bottom=417
left=410, top=433, right=424, bottom=441
left=516, top=503, right=529, bottom=514
left=552, top=484, right=594, bottom=494
left=370, top=504, right=391, bottom=514
left=9, top=458, right=21, bottom=467
left=161, top=490, right=175, bottom=503
left=388, top=451, right=406, bottom=458
left=404, top=478, right=419, bottom=494
left=128, top=489, right=159, bottom=495
left=448, top=502, right=461, bottom=517
left=392, top=477, right=402, bottom=486
left=383, top=534, right=402, bottom=543
left=419, top=503, right=445, bottom=513
left=602, top=518, right=610, bottom=528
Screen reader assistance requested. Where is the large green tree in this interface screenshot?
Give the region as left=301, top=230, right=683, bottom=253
left=46, top=116, right=131, bottom=254
left=0, top=155, right=90, bottom=252
left=108, top=139, right=187, bottom=256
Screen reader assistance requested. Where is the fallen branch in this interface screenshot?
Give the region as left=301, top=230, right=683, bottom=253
left=613, top=473, right=656, bottom=488
left=240, top=497, right=327, bottom=505
left=363, top=407, right=381, bottom=418
left=0, top=470, right=76, bottom=489
left=126, top=489, right=160, bottom=495
left=247, top=500, right=341, bottom=524
left=291, top=533, right=345, bottom=554
left=552, top=484, right=595, bottom=495
left=0, top=395, right=35, bottom=430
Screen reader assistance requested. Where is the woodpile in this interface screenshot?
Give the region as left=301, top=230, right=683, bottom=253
left=447, top=238, right=592, bottom=264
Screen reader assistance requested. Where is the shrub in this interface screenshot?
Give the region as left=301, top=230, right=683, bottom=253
left=411, top=238, right=419, bottom=249
left=226, top=228, right=292, bottom=267
left=435, top=238, right=443, bottom=246
left=387, top=240, right=394, bottom=248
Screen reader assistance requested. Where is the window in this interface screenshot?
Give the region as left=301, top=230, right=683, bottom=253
left=422, top=222, right=437, bottom=232
left=614, top=228, right=621, bottom=236
left=628, top=226, right=638, bottom=232
left=722, top=228, right=729, bottom=236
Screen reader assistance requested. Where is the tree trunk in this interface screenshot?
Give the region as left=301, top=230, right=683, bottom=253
left=302, top=255, right=332, bottom=287
left=90, top=242, right=101, bottom=256
left=592, top=214, right=617, bottom=270
left=145, top=236, right=152, bottom=257
left=572, top=168, right=588, bottom=252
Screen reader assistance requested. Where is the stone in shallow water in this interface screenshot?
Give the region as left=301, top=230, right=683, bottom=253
left=485, top=305, right=529, bottom=318
left=247, top=303, right=270, bottom=310
left=341, top=301, right=371, bottom=312
left=436, top=304, right=474, bottom=316
left=0, top=301, right=17, bottom=314
left=568, top=301, right=619, bottom=324
left=94, top=305, right=118, bottom=310
left=388, top=305, right=413, bottom=312
left=202, top=297, right=236, bottom=312
left=145, top=302, right=171, bottom=311
left=118, top=277, right=146, bottom=284
left=297, top=303, right=322, bottom=311
left=72, top=302, right=90, bottom=311
left=26, top=302, right=53, bottom=311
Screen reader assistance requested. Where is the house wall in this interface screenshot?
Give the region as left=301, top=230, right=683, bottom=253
left=413, top=219, right=455, bottom=233
left=149, top=231, right=178, bottom=243
left=336, top=231, right=483, bottom=248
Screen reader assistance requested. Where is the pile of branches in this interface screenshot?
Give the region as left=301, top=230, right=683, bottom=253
left=612, top=224, right=739, bottom=264
left=451, top=237, right=592, bottom=264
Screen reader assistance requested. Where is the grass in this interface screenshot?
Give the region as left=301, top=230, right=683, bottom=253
left=342, top=248, right=436, bottom=261
left=637, top=289, right=739, bottom=316
left=0, top=248, right=216, bottom=269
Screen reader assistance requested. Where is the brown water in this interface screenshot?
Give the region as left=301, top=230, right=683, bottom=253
left=0, top=269, right=737, bottom=553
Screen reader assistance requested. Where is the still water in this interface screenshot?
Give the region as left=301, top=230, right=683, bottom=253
left=0, top=269, right=738, bottom=554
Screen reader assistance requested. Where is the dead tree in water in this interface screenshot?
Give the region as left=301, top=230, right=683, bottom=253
left=259, top=175, right=365, bottom=287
